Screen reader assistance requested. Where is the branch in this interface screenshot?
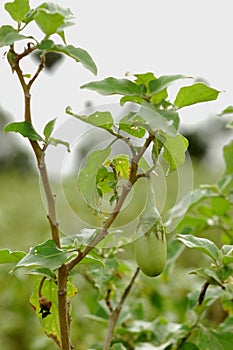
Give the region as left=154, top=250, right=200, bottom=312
left=66, top=132, right=156, bottom=271
left=103, top=267, right=140, bottom=350
left=39, top=152, right=60, bottom=247
left=12, top=45, right=71, bottom=349
left=28, top=54, right=45, bottom=89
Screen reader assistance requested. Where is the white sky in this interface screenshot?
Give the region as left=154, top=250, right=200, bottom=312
left=1, top=1, right=233, bottom=127
left=1, top=0, right=233, bottom=176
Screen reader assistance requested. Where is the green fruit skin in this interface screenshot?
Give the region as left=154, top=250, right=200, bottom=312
left=134, top=231, right=167, bottom=277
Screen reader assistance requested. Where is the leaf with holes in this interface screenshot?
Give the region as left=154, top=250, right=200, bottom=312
left=14, top=240, right=68, bottom=271
left=66, top=107, right=113, bottom=130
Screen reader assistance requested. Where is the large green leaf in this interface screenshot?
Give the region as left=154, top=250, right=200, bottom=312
left=0, top=248, right=25, bottom=264
left=5, top=0, right=30, bottom=23
left=78, top=147, right=111, bottom=211
left=30, top=278, right=77, bottom=347
left=138, top=103, right=180, bottom=136
left=0, top=25, right=28, bottom=47
left=87, top=255, right=120, bottom=300
left=49, top=44, right=97, bottom=75
left=176, top=234, right=220, bottom=263
left=149, top=74, right=188, bottom=94
left=4, top=121, right=43, bottom=141
left=66, top=107, right=113, bottom=130
left=15, top=240, right=68, bottom=270
left=174, top=83, right=220, bottom=108
left=223, top=140, right=233, bottom=175
left=34, top=3, right=74, bottom=39
left=196, top=325, right=233, bottom=350
left=81, top=77, right=142, bottom=96
left=157, top=132, right=189, bottom=173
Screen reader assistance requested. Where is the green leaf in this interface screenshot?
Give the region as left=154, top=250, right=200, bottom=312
left=211, top=196, right=230, bottom=216
left=66, top=107, right=113, bottom=131
left=176, top=234, right=220, bottom=263
left=149, top=74, right=188, bottom=94
left=78, top=147, right=111, bottom=211
left=26, top=267, right=57, bottom=280
left=196, top=325, right=233, bottom=350
left=5, top=0, right=30, bottom=23
left=0, top=248, right=25, bottom=264
left=110, top=154, right=130, bottom=179
left=43, top=118, right=56, bottom=141
left=4, top=121, right=43, bottom=141
left=15, top=240, right=68, bottom=270
left=135, top=103, right=178, bottom=136
left=134, top=72, right=157, bottom=89
left=34, top=3, right=74, bottom=39
left=222, top=245, right=233, bottom=265
left=30, top=279, right=77, bottom=347
left=87, top=255, right=120, bottom=300
left=157, top=132, right=189, bottom=173
left=80, top=255, right=104, bottom=266
left=191, top=267, right=224, bottom=287
left=35, top=11, right=64, bottom=36
left=96, top=167, right=115, bottom=195
left=150, top=88, right=168, bottom=105
left=0, top=25, right=28, bottom=47
left=174, top=83, right=220, bottom=108
left=119, top=112, right=146, bottom=138
left=223, top=140, right=233, bottom=175
left=218, top=106, right=233, bottom=116
left=49, top=44, right=97, bottom=75
left=81, top=77, right=142, bottom=96
left=110, top=344, right=127, bottom=350
left=180, top=343, right=199, bottom=350
left=49, top=137, right=70, bottom=152
left=120, top=95, right=144, bottom=106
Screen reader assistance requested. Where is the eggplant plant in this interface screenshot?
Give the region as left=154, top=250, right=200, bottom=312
left=1, top=1, right=233, bottom=350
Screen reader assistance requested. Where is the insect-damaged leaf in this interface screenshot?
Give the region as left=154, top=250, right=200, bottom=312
left=30, top=278, right=77, bottom=347
left=14, top=240, right=68, bottom=270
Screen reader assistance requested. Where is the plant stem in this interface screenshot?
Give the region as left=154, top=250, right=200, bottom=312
left=58, top=265, right=71, bottom=350
left=67, top=132, right=155, bottom=271
left=13, top=49, right=71, bottom=350
left=103, top=267, right=140, bottom=350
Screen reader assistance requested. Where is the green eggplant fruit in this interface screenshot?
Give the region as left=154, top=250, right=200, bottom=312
left=134, top=226, right=166, bottom=277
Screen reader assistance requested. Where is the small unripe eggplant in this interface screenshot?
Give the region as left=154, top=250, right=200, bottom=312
left=134, top=226, right=166, bottom=277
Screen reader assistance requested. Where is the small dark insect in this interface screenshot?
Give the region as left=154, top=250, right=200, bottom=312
left=39, top=296, right=52, bottom=319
